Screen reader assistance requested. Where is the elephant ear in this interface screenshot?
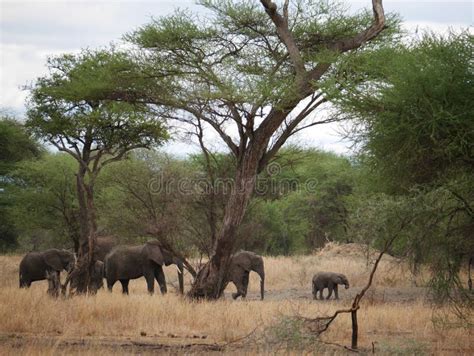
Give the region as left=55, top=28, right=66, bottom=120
left=94, top=261, right=104, bottom=277
left=42, top=250, right=63, bottom=271
left=336, top=274, right=347, bottom=284
left=143, top=241, right=165, bottom=266
left=232, top=252, right=252, bottom=272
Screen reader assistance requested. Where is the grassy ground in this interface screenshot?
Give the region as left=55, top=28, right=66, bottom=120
left=0, top=246, right=472, bottom=354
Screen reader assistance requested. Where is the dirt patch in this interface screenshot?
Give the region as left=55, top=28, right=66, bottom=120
left=0, top=333, right=227, bottom=355
left=233, top=286, right=428, bottom=303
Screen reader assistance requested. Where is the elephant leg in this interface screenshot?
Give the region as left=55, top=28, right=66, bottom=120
left=326, top=283, right=334, bottom=300
left=312, top=283, right=317, bottom=300
left=107, top=278, right=115, bottom=292
left=319, top=289, right=324, bottom=300
left=334, top=284, right=339, bottom=300
left=155, top=266, right=167, bottom=295
left=232, top=278, right=246, bottom=300
left=231, top=288, right=241, bottom=300
left=241, top=271, right=250, bottom=299
left=143, top=270, right=155, bottom=295
left=20, top=279, right=31, bottom=288
left=120, top=279, right=129, bottom=295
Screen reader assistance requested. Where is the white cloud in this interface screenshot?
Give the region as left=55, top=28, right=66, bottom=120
left=0, top=44, right=47, bottom=113
left=402, top=21, right=472, bottom=35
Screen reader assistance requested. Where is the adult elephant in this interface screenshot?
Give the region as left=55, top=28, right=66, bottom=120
left=19, top=249, right=75, bottom=288
left=94, top=236, right=118, bottom=262
left=61, top=235, right=117, bottom=295
left=228, top=250, right=265, bottom=300
left=105, top=241, right=184, bottom=295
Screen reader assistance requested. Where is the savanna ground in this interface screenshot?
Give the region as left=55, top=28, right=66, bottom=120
left=0, top=244, right=472, bottom=355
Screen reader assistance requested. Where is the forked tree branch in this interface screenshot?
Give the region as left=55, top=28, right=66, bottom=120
left=308, top=0, right=386, bottom=81
left=260, top=0, right=305, bottom=77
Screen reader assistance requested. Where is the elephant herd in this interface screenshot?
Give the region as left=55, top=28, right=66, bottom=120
left=19, top=237, right=350, bottom=300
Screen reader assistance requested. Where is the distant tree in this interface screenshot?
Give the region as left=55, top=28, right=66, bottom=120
left=0, top=116, right=42, bottom=176
left=241, top=149, right=354, bottom=254
left=0, top=116, right=42, bottom=251
left=10, top=154, right=80, bottom=251
left=26, top=50, right=168, bottom=293
left=120, top=0, right=397, bottom=298
left=97, top=151, right=188, bottom=241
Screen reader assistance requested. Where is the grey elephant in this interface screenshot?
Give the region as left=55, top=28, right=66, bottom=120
left=61, top=236, right=116, bottom=295
left=228, top=250, right=265, bottom=300
left=19, top=249, right=75, bottom=288
left=312, top=272, right=349, bottom=300
left=94, top=236, right=118, bottom=262
left=62, top=260, right=105, bottom=295
left=105, top=241, right=184, bottom=295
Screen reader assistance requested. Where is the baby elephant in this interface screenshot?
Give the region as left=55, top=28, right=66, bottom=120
left=312, top=272, right=349, bottom=300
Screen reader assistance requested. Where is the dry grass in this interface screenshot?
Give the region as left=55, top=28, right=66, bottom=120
left=0, top=248, right=472, bottom=354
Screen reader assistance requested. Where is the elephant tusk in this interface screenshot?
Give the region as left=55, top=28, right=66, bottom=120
left=176, top=266, right=183, bottom=274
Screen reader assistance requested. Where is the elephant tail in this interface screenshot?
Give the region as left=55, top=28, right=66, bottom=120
left=255, top=259, right=265, bottom=300
left=104, top=257, right=108, bottom=279
left=19, top=270, right=26, bottom=288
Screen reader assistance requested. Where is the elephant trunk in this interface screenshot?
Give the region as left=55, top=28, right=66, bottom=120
left=177, top=261, right=184, bottom=294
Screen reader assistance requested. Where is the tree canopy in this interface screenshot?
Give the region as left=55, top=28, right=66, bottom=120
left=26, top=50, right=168, bottom=168
left=334, top=32, right=473, bottom=192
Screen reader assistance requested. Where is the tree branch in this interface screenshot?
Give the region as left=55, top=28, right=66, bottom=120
left=260, top=0, right=305, bottom=77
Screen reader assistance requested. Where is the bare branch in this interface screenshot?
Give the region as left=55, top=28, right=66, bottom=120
left=260, top=0, right=305, bottom=76
left=340, top=0, right=386, bottom=52
left=185, top=106, right=240, bottom=157
left=258, top=96, right=328, bottom=170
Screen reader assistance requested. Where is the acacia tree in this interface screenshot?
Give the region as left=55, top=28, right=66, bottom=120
left=26, top=50, right=168, bottom=292
left=117, top=0, right=396, bottom=298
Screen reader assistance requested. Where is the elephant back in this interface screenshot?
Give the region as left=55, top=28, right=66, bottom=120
left=20, top=252, right=42, bottom=271
left=94, top=236, right=118, bottom=262
left=105, top=245, right=144, bottom=280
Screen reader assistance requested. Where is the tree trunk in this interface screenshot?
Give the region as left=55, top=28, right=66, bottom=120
left=69, top=167, right=99, bottom=294
left=188, top=140, right=267, bottom=299
left=351, top=309, right=358, bottom=349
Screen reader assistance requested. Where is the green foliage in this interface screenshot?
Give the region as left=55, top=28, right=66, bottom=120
left=0, top=116, right=42, bottom=251
left=26, top=49, right=168, bottom=155
left=240, top=148, right=355, bottom=254
left=96, top=151, right=196, bottom=253
left=9, top=154, right=79, bottom=250
left=125, top=0, right=400, bottom=109
left=0, top=117, right=42, bottom=176
left=335, top=32, right=473, bottom=192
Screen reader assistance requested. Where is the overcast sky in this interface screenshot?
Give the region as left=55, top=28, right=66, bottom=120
left=1, top=1, right=472, bottom=156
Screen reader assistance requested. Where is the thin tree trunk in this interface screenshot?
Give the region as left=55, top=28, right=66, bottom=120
left=351, top=310, right=358, bottom=349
